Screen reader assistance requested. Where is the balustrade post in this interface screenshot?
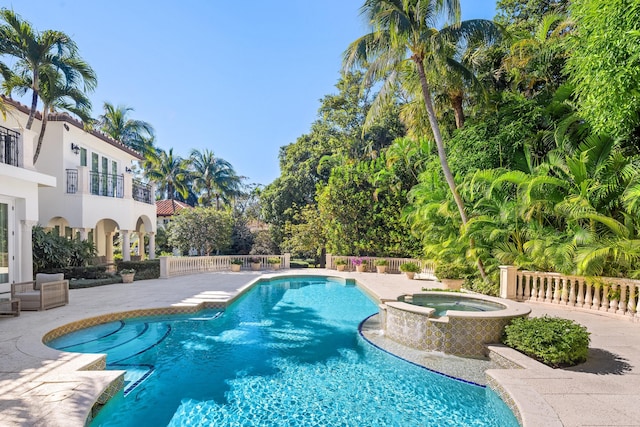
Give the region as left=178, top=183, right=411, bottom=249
left=160, top=256, right=169, bottom=278
left=591, top=283, right=601, bottom=310
left=584, top=280, right=593, bottom=308
left=499, top=266, right=518, bottom=300
left=617, top=283, right=628, bottom=316
left=601, top=284, right=610, bottom=311
left=552, top=275, right=561, bottom=304
left=560, top=277, right=569, bottom=304
left=537, top=274, right=546, bottom=301
left=629, top=284, right=638, bottom=319
left=607, top=283, right=618, bottom=312
left=565, top=278, right=574, bottom=306
left=523, top=273, right=531, bottom=301
left=545, top=275, right=554, bottom=303
left=574, top=278, right=582, bottom=307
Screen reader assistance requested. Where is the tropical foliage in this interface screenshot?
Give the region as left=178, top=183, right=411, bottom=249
left=263, top=0, right=640, bottom=294
left=168, top=207, right=233, bottom=256
left=0, top=8, right=97, bottom=163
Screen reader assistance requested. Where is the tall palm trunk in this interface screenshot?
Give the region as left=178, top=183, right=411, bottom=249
left=415, top=58, right=487, bottom=280
left=415, top=59, right=467, bottom=223
left=450, top=92, right=465, bottom=129
left=26, top=86, right=39, bottom=130
left=33, top=104, right=49, bottom=164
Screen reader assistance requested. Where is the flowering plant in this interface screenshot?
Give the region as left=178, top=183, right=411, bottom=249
left=352, top=257, right=363, bottom=266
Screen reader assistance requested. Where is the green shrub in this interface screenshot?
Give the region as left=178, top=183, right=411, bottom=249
left=374, top=259, right=388, bottom=266
left=335, top=258, right=347, bottom=265
left=400, top=262, right=421, bottom=273
left=502, top=316, right=590, bottom=368
left=116, top=260, right=160, bottom=280
left=434, top=262, right=469, bottom=279
left=41, top=265, right=110, bottom=280
left=290, top=259, right=309, bottom=268
left=69, top=277, right=122, bottom=289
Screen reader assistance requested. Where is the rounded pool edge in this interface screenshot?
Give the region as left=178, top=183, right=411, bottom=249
left=393, top=291, right=531, bottom=319
left=381, top=291, right=531, bottom=358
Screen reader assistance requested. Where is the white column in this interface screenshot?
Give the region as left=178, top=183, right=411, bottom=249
left=20, top=220, right=37, bottom=282
left=122, top=230, right=131, bottom=261
left=137, top=231, right=146, bottom=260
left=105, top=232, right=114, bottom=265
left=79, top=228, right=89, bottom=241
left=148, top=232, right=156, bottom=260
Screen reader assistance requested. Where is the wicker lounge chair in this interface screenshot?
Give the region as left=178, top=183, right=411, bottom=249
left=11, top=273, right=69, bottom=311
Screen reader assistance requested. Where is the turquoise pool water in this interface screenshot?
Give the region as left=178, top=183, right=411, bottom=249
left=404, top=295, right=505, bottom=317
left=49, top=276, right=519, bottom=426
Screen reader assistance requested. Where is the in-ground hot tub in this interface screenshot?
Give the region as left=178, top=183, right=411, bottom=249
left=380, top=292, right=530, bottom=357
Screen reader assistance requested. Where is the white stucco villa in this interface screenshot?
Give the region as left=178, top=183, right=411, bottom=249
left=0, top=98, right=157, bottom=294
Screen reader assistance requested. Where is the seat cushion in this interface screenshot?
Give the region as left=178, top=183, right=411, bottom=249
left=15, top=292, right=40, bottom=302
left=35, top=273, right=64, bottom=290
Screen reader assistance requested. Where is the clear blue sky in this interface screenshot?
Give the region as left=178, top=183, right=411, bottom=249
left=4, top=0, right=496, bottom=186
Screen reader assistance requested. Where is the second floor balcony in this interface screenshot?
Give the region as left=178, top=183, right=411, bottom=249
left=1, top=125, right=20, bottom=167
left=66, top=168, right=155, bottom=205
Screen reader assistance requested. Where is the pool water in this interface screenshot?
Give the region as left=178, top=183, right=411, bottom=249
left=405, top=295, right=505, bottom=317
left=49, top=276, right=518, bottom=426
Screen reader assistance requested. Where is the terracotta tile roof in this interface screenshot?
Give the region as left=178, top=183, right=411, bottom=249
left=1, top=95, right=144, bottom=160
left=156, top=199, right=192, bottom=216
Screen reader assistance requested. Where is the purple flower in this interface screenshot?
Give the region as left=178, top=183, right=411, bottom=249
left=352, top=257, right=363, bottom=266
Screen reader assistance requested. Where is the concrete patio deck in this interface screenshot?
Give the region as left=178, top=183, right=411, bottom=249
left=0, top=269, right=638, bottom=426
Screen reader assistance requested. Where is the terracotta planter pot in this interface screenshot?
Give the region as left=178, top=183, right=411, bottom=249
left=251, top=262, right=261, bottom=271
left=270, top=264, right=280, bottom=270
left=230, top=264, right=241, bottom=272
left=440, top=278, right=464, bottom=290
left=404, top=272, right=415, bottom=280
left=121, top=273, right=135, bottom=283
left=355, top=265, right=366, bottom=273
left=336, top=264, right=346, bottom=271
left=376, top=265, right=387, bottom=274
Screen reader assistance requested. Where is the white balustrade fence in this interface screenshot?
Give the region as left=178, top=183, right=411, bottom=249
left=500, top=265, right=640, bottom=321
left=160, top=254, right=291, bottom=278
left=325, top=254, right=435, bottom=277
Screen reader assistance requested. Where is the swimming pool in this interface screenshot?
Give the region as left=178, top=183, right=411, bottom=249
left=48, top=276, right=518, bottom=426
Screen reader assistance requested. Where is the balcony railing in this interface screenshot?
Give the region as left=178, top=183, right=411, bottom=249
left=66, top=169, right=78, bottom=193
left=0, top=126, right=19, bottom=167
left=132, top=179, right=153, bottom=204
left=65, top=169, right=153, bottom=204
left=89, top=171, right=124, bottom=198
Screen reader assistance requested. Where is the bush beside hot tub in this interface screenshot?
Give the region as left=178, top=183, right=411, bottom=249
left=379, top=292, right=531, bottom=358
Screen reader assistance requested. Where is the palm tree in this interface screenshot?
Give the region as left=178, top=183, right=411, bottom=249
left=189, top=148, right=242, bottom=209
left=344, top=0, right=496, bottom=278
left=144, top=148, right=190, bottom=204
left=98, top=102, right=154, bottom=154
left=5, top=64, right=93, bottom=163
left=344, top=0, right=497, bottom=227
left=502, top=13, right=572, bottom=97
left=0, top=9, right=96, bottom=132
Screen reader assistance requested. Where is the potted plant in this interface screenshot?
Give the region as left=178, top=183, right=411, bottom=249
left=268, top=257, right=281, bottom=270
left=230, top=258, right=243, bottom=272
left=120, top=268, right=136, bottom=283
left=250, top=257, right=262, bottom=271
left=374, top=259, right=388, bottom=274
left=435, top=262, right=468, bottom=290
left=352, top=257, right=366, bottom=272
left=399, top=262, right=420, bottom=279
left=335, top=258, right=347, bottom=271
